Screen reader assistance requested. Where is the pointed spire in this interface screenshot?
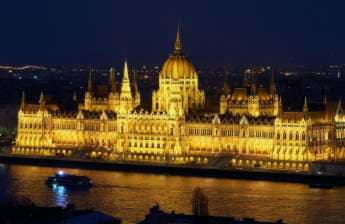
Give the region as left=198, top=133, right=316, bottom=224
left=323, top=95, right=327, bottom=105
left=270, top=70, right=277, bottom=95
left=133, top=69, right=139, bottom=96
left=39, top=91, right=45, bottom=104
left=87, top=66, right=93, bottom=93
left=243, top=72, right=249, bottom=87
left=39, top=91, right=46, bottom=111
left=223, top=73, right=231, bottom=95
left=303, top=96, right=308, bottom=113
left=109, top=67, right=118, bottom=93
left=20, top=91, right=25, bottom=110
left=109, top=67, right=115, bottom=83
left=174, top=24, right=182, bottom=51
left=120, top=60, right=132, bottom=99
left=123, top=60, right=129, bottom=81
left=73, top=91, right=77, bottom=102
left=250, top=72, right=256, bottom=95
left=336, top=99, right=342, bottom=115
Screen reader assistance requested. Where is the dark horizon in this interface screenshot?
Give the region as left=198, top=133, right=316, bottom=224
left=1, top=0, right=345, bottom=67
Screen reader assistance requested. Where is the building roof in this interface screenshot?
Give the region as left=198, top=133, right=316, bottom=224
left=186, top=112, right=275, bottom=125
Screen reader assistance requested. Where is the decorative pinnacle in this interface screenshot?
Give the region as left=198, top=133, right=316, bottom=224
left=39, top=91, right=45, bottom=104
left=123, top=60, right=129, bottom=81
left=20, top=91, right=25, bottom=109
left=337, top=98, right=342, bottom=114
left=88, top=65, right=93, bottom=92
left=303, top=96, right=308, bottom=112
left=271, top=70, right=275, bottom=83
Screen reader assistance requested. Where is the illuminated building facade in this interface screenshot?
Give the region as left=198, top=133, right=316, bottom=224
left=13, top=28, right=345, bottom=171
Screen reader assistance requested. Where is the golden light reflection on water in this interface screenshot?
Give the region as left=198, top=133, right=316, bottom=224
left=2, top=164, right=345, bottom=224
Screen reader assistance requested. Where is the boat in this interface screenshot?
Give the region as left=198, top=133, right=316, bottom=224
left=309, top=183, right=334, bottom=189
left=46, top=170, right=92, bottom=188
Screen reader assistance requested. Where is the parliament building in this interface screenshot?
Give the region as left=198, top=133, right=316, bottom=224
left=13, top=28, right=345, bottom=171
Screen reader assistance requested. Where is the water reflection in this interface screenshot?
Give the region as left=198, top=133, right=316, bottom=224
left=2, top=164, right=345, bottom=224
left=51, top=184, right=68, bottom=207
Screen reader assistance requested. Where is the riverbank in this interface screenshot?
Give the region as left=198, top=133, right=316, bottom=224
left=0, top=154, right=345, bottom=185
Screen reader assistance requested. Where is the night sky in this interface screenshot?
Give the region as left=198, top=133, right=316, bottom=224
left=0, top=0, right=345, bottom=67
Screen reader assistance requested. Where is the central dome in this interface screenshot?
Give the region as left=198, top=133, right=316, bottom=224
left=160, top=27, right=197, bottom=80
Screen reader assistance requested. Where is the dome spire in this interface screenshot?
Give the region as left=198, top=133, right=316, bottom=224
left=175, top=24, right=182, bottom=51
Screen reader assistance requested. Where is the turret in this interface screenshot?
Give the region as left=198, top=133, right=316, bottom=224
left=120, top=60, right=134, bottom=114
left=220, top=74, right=231, bottom=114
left=108, top=67, right=120, bottom=112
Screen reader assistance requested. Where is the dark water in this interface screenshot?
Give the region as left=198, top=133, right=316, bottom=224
left=0, top=164, right=344, bottom=224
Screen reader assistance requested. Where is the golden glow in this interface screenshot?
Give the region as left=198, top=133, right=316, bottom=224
left=13, top=28, right=345, bottom=172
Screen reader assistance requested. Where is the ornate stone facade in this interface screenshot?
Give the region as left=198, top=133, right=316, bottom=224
left=13, top=28, right=345, bottom=171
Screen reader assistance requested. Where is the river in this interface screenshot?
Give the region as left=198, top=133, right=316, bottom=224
left=0, top=163, right=344, bottom=224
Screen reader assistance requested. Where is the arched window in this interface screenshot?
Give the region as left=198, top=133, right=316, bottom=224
left=283, top=132, right=286, bottom=140
left=277, top=132, right=280, bottom=139
left=289, top=131, right=293, bottom=140
left=296, top=132, right=299, bottom=140
left=302, top=132, right=306, bottom=140
left=328, top=130, right=332, bottom=140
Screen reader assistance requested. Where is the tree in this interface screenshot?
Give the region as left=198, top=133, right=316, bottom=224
left=191, top=186, right=209, bottom=216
